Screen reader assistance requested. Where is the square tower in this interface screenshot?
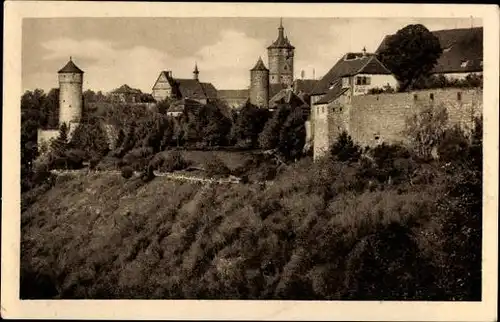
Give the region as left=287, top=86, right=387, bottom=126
left=267, top=18, right=295, bottom=86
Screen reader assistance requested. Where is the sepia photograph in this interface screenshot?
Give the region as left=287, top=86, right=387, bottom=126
left=2, top=2, right=499, bottom=320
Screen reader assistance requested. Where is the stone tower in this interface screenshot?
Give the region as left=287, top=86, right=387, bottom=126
left=193, top=62, right=199, bottom=80
left=267, top=18, right=295, bottom=86
left=249, top=57, right=269, bottom=108
left=58, top=57, right=84, bottom=127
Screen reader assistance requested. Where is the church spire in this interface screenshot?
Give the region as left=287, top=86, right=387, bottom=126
left=193, top=62, right=199, bottom=80
left=278, top=17, right=284, bottom=40
left=267, top=18, right=294, bottom=49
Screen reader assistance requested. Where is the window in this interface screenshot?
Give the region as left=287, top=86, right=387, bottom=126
left=332, top=107, right=336, bottom=112
left=321, top=106, right=325, bottom=113
left=413, top=94, right=418, bottom=101
left=356, top=76, right=371, bottom=85
left=457, top=92, right=462, bottom=101
left=284, top=65, right=287, bottom=70
left=430, top=93, right=434, bottom=100
left=374, top=135, right=380, bottom=141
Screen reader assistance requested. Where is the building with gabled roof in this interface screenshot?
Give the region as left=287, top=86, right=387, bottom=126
left=151, top=64, right=218, bottom=105
left=110, top=84, right=143, bottom=103
left=376, top=27, right=483, bottom=80
left=311, top=49, right=396, bottom=100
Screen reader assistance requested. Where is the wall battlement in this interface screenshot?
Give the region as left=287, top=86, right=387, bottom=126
left=313, top=87, right=483, bottom=160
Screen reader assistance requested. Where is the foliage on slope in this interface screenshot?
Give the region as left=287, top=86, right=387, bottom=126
left=21, top=118, right=482, bottom=300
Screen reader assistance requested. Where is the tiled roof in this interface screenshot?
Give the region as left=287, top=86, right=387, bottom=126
left=217, top=89, right=249, bottom=100
left=175, top=79, right=207, bottom=100
left=111, top=84, right=142, bottom=94
left=200, top=82, right=218, bottom=99
left=58, top=58, right=84, bottom=74
left=293, top=79, right=319, bottom=94
left=311, top=53, right=389, bottom=95
left=376, top=27, right=483, bottom=74
left=270, top=83, right=288, bottom=98
left=316, top=81, right=349, bottom=105
left=269, top=88, right=307, bottom=108
left=251, top=57, right=268, bottom=71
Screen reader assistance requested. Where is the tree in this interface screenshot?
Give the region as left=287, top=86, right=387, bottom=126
left=50, top=123, right=70, bottom=157
left=404, top=104, right=449, bottom=160
left=230, top=102, right=270, bottom=148
left=330, top=131, right=361, bottom=163
left=277, top=105, right=306, bottom=161
left=437, top=125, right=470, bottom=163
left=200, top=103, right=232, bottom=147
left=259, top=105, right=291, bottom=150
left=42, top=88, right=60, bottom=129
left=378, top=24, right=442, bottom=91
left=69, top=116, right=110, bottom=160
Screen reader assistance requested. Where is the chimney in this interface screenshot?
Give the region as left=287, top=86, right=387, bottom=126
left=312, top=68, right=315, bottom=80
left=362, top=46, right=367, bottom=56
left=301, top=70, right=305, bottom=79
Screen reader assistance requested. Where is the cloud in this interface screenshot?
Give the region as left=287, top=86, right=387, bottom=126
left=33, top=29, right=267, bottom=93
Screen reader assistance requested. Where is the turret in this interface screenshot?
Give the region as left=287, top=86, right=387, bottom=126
left=249, top=57, right=269, bottom=109
left=267, top=18, right=295, bottom=86
left=193, top=62, right=199, bottom=80
left=58, top=57, right=84, bottom=127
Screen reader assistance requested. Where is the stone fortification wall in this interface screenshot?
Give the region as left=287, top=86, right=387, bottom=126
left=313, top=87, right=482, bottom=160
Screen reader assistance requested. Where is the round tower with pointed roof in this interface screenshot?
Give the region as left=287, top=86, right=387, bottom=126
left=249, top=57, right=269, bottom=108
left=267, top=18, right=295, bottom=86
left=58, top=57, right=84, bottom=127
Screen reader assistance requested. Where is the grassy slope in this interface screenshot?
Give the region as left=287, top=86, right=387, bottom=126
left=21, top=158, right=477, bottom=300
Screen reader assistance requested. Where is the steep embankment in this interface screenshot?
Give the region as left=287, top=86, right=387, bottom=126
left=21, top=157, right=480, bottom=300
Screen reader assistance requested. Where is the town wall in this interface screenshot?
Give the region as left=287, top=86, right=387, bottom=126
left=313, top=87, right=482, bottom=160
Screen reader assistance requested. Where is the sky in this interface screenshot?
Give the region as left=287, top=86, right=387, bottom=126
left=22, top=17, right=482, bottom=93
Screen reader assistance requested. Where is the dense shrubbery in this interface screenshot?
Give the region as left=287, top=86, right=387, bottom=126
left=412, top=73, right=483, bottom=90
left=155, top=151, right=191, bottom=173
left=203, top=156, right=231, bottom=178
left=121, top=166, right=134, bottom=179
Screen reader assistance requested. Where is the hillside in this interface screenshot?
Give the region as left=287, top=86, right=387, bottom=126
left=21, top=147, right=481, bottom=300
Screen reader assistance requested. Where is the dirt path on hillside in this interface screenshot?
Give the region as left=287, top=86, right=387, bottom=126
left=49, top=169, right=274, bottom=186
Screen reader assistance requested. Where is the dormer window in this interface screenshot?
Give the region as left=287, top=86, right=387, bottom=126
left=345, top=53, right=362, bottom=61
left=443, top=46, right=453, bottom=53
left=461, top=60, right=469, bottom=68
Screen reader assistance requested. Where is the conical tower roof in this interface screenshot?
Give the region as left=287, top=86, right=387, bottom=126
left=58, top=57, right=84, bottom=74
left=250, top=57, right=268, bottom=71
